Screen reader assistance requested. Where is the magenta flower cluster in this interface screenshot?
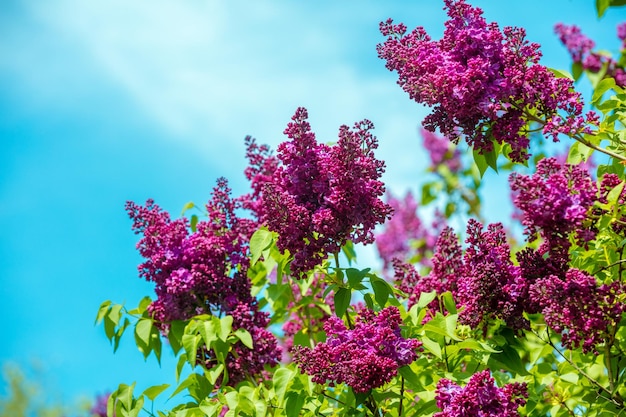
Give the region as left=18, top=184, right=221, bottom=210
left=377, top=0, right=596, bottom=162
left=510, top=157, right=597, bottom=276
left=395, top=157, right=626, bottom=351
left=421, top=128, right=461, bottom=173
left=126, top=179, right=281, bottom=386
left=375, top=191, right=441, bottom=272
left=530, top=269, right=626, bottom=353
left=90, top=393, right=111, bottom=417
left=555, top=23, right=626, bottom=87
left=435, top=370, right=527, bottom=417
left=395, top=220, right=526, bottom=330
left=292, top=306, right=421, bottom=393
left=248, top=107, right=392, bottom=277
left=394, top=226, right=462, bottom=315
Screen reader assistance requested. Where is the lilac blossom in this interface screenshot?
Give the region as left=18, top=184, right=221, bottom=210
left=254, top=107, right=392, bottom=277
left=292, top=306, right=421, bottom=393
left=510, top=157, right=597, bottom=277
left=375, top=191, right=439, bottom=271
left=90, top=393, right=112, bottom=417
left=378, top=0, right=596, bottom=162
left=394, top=226, right=463, bottom=315
left=126, top=179, right=281, bottom=386
left=435, top=370, right=528, bottom=417
left=530, top=269, right=626, bottom=353
left=457, top=220, right=528, bottom=331
left=555, top=22, right=626, bottom=87
left=421, top=128, right=462, bottom=173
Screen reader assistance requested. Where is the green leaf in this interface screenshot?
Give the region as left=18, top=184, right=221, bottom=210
left=206, top=364, right=224, bottom=385
left=168, top=320, right=186, bottom=355
left=572, top=61, right=583, bottom=81
left=596, top=0, right=610, bottom=16
left=142, top=384, right=170, bottom=401
left=190, top=214, right=198, bottom=233
left=592, top=77, right=617, bottom=105
left=417, top=291, right=437, bottom=309
left=95, top=300, right=112, bottom=324
left=219, top=316, right=233, bottom=342
left=472, top=149, right=488, bottom=177
left=181, top=201, right=195, bottom=216
left=273, top=368, right=294, bottom=405
left=549, top=67, right=574, bottom=80
left=250, top=228, right=273, bottom=265
left=353, top=389, right=371, bottom=407
left=334, top=287, right=351, bottom=318
left=198, top=319, right=217, bottom=347
left=134, top=318, right=153, bottom=358
left=285, top=392, right=306, bottom=417
left=371, top=278, right=390, bottom=307
left=182, top=334, right=202, bottom=367
left=234, top=328, right=253, bottom=349
left=441, top=292, right=457, bottom=314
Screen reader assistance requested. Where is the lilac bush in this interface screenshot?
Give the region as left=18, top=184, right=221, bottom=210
left=96, top=1, right=626, bottom=416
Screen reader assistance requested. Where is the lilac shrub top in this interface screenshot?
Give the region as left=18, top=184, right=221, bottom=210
left=435, top=370, right=528, bottom=417
left=250, top=107, right=392, bottom=277
left=126, top=179, right=281, bottom=385
left=377, top=0, right=596, bottom=162
left=292, top=306, right=421, bottom=393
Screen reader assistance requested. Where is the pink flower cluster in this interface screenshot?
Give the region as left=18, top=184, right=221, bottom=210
left=435, top=370, right=527, bottom=417
left=126, top=179, right=281, bottom=386
left=377, top=0, right=595, bottom=162
left=555, top=23, right=626, bottom=87
left=248, top=107, right=392, bottom=277
left=292, top=306, right=421, bottom=393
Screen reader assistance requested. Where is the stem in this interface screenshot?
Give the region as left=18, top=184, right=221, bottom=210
left=510, top=103, right=626, bottom=162
left=572, top=132, right=626, bottom=162
left=399, top=376, right=405, bottom=416
left=534, top=329, right=624, bottom=408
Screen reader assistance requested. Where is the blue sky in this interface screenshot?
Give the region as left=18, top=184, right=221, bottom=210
left=1, top=0, right=623, bottom=411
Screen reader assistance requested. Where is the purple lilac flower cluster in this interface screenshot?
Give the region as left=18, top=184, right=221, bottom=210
left=126, top=179, right=281, bottom=386
left=248, top=107, right=392, bottom=277
left=555, top=23, right=626, bottom=87
left=435, top=370, right=528, bottom=417
left=394, top=226, right=463, bottom=314
left=292, top=306, right=421, bottom=393
left=375, top=191, right=441, bottom=272
left=394, top=156, right=626, bottom=351
left=395, top=220, right=527, bottom=330
left=421, top=128, right=462, bottom=173
left=457, top=220, right=528, bottom=331
left=377, top=0, right=597, bottom=162
left=530, top=269, right=626, bottom=353
left=510, top=157, right=597, bottom=277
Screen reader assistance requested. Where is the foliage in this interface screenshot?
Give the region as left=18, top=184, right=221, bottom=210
left=96, top=1, right=626, bottom=416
